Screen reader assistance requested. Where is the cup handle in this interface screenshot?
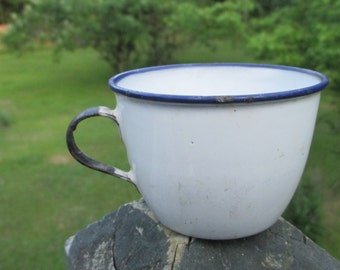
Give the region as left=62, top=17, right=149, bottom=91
left=66, top=106, right=135, bottom=186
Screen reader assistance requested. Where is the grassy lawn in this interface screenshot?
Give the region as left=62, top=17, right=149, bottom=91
left=0, top=46, right=339, bottom=269
left=0, top=49, right=140, bottom=269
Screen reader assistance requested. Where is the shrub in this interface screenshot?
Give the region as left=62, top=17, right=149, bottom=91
left=248, top=0, right=340, bottom=92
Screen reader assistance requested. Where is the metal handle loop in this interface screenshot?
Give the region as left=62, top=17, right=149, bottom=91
left=66, top=106, right=135, bottom=185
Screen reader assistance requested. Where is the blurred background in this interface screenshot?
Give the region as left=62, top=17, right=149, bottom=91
left=0, top=0, right=339, bottom=269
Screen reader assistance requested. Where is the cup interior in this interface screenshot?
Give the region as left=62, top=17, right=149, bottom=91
left=114, top=65, right=324, bottom=96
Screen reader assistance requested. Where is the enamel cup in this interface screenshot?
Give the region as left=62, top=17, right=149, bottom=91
left=66, top=63, right=328, bottom=239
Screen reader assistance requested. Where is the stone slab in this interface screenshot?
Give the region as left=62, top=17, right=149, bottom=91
left=65, top=199, right=340, bottom=270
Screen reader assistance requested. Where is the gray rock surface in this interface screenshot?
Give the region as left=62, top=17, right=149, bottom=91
left=65, top=199, right=340, bottom=270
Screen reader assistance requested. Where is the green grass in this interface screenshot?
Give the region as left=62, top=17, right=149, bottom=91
left=0, top=49, right=140, bottom=269
left=304, top=90, right=340, bottom=255
left=0, top=46, right=339, bottom=269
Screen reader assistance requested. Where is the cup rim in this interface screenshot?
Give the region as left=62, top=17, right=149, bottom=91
left=108, top=63, right=329, bottom=104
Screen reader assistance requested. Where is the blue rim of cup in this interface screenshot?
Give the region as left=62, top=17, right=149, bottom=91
left=108, top=63, right=329, bottom=104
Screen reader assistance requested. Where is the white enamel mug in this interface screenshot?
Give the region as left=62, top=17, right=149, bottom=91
left=66, top=63, right=328, bottom=239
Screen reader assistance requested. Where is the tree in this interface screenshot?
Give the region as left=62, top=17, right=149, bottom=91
left=167, top=0, right=255, bottom=51
left=0, top=0, right=27, bottom=23
left=2, top=0, right=254, bottom=71
left=2, top=0, right=185, bottom=71
left=248, top=0, right=340, bottom=92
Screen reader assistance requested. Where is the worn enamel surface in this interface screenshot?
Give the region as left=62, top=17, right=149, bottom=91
left=114, top=93, right=321, bottom=239
left=67, top=63, right=328, bottom=239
